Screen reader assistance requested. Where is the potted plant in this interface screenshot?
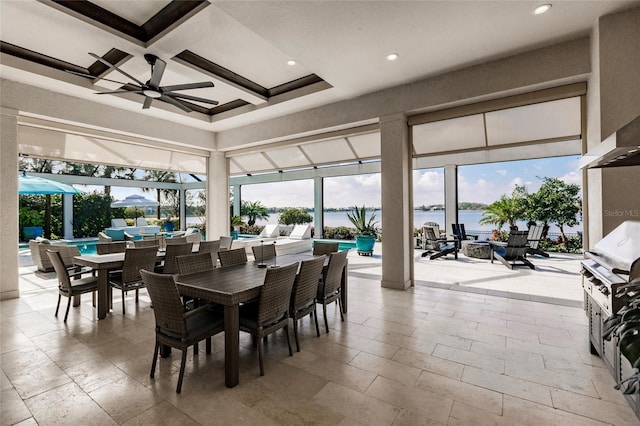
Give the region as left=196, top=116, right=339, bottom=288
left=230, top=215, right=245, bottom=239
left=163, top=216, right=175, bottom=232
left=346, top=205, right=379, bottom=256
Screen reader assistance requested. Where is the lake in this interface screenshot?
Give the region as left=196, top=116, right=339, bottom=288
left=187, top=210, right=582, bottom=237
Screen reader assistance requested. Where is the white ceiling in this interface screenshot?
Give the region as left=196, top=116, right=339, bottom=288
left=1, top=0, right=637, bottom=135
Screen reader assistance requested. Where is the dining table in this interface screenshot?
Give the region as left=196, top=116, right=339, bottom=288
left=175, top=252, right=348, bottom=388
left=73, top=250, right=166, bottom=319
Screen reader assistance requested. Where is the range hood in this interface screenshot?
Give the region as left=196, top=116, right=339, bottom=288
left=580, top=115, right=640, bottom=169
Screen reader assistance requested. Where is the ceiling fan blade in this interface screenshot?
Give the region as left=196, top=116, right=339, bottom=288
left=143, top=97, right=153, bottom=109
left=148, top=57, right=166, bottom=87
left=65, top=70, right=129, bottom=86
left=95, top=90, right=143, bottom=95
left=89, top=52, right=145, bottom=86
left=166, top=92, right=219, bottom=105
left=159, top=95, right=192, bottom=113
left=160, top=81, right=214, bottom=92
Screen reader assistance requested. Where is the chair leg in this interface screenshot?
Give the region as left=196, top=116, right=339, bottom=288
left=337, top=297, right=344, bottom=322
left=63, top=296, right=72, bottom=322
left=150, top=340, right=160, bottom=378
left=135, top=288, right=139, bottom=304
left=193, top=342, right=199, bottom=355
left=313, top=307, right=320, bottom=337
left=92, top=291, right=96, bottom=307
left=323, top=302, right=329, bottom=333
left=285, top=324, right=293, bottom=356
left=121, top=287, right=126, bottom=315
left=293, top=319, right=301, bottom=352
left=176, top=349, right=187, bottom=393
left=55, top=294, right=61, bottom=317
left=206, top=337, right=211, bottom=354
left=257, top=333, right=265, bottom=376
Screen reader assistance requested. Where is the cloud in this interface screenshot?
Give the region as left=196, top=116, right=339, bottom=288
left=496, top=169, right=508, bottom=176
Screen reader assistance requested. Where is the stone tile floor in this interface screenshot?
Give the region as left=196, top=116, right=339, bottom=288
left=2, top=245, right=638, bottom=425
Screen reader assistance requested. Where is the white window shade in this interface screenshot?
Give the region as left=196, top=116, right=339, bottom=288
left=412, top=114, right=486, bottom=155
left=300, top=138, right=355, bottom=164
left=229, top=152, right=274, bottom=173
left=264, top=146, right=310, bottom=169
left=485, top=97, right=581, bottom=146
left=347, top=132, right=380, bottom=158
left=18, top=125, right=207, bottom=174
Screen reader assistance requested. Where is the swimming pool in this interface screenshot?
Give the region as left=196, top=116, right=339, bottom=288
left=312, top=239, right=356, bottom=251
left=63, top=239, right=99, bottom=255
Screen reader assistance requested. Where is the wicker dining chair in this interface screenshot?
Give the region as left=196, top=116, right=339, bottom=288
left=312, top=241, right=339, bottom=256
left=165, top=236, right=188, bottom=245
left=239, top=262, right=299, bottom=376
left=198, top=240, right=221, bottom=255
left=134, top=239, right=160, bottom=248
left=251, top=243, right=277, bottom=262
left=46, top=249, right=98, bottom=322
left=219, top=236, right=233, bottom=251
left=316, top=250, right=348, bottom=332
left=108, top=246, right=158, bottom=315
left=96, top=241, right=127, bottom=254
left=290, top=255, right=326, bottom=351
left=218, top=248, right=247, bottom=267
left=176, top=252, right=215, bottom=275
left=161, top=243, right=193, bottom=274
left=140, top=270, right=224, bottom=393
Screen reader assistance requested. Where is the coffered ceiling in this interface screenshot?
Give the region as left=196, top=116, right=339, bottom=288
left=1, top=0, right=637, bottom=134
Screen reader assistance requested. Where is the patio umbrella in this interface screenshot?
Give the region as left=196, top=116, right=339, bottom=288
left=18, top=172, right=85, bottom=239
left=111, top=194, right=159, bottom=220
left=18, top=172, right=84, bottom=195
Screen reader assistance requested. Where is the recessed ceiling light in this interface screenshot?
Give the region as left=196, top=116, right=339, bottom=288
left=533, top=4, right=552, bottom=15
left=386, top=53, right=399, bottom=61
left=286, top=60, right=296, bottom=66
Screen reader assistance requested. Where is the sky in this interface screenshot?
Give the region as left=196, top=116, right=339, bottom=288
left=98, top=155, right=582, bottom=209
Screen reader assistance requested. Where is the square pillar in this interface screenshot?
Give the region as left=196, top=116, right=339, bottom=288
left=314, top=177, right=324, bottom=238
left=0, top=107, right=20, bottom=300
left=380, top=113, right=413, bottom=289
left=207, top=152, right=230, bottom=240
left=444, top=165, right=458, bottom=237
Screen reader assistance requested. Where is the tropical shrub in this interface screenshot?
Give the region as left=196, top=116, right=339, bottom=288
left=323, top=226, right=355, bottom=240
left=278, top=208, right=313, bottom=225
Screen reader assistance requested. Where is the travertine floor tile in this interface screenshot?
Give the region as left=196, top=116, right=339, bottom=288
left=461, top=366, right=552, bottom=406
left=349, top=351, right=422, bottom=386
left=391, top=347, right=464, bottom=379
left=432, top=343, right=505, bottom=373
left=1, top=387, right=32, bottom=426
left=550, top=387, right=639, bottom=425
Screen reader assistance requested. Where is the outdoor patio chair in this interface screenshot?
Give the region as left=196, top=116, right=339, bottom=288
left=165, top=236, right=188, bottom=245
left=259, top=224, right=280, bottom=238
left=218, top=248, right=247, bottom=267
left=290, top=255, right=326, bottom=351
left=526, top=224, right=549, bottom=257
left=96, top=241, right=127, bottom=254
left=184, top=228, right=202, bottom=244
left=489, top=230, right=535, bottom=270
left=29, top=239, right=89, bottom=273
left=176, top=253, right=215, bottom=275
left=108, top=246, right=158, bottom=314
left=251, top=243, right=277, bottom=262
left=219, top=236, right=233, bottom=251
left=421, top=227, right=458, bottom=260
left=239, top=262, right=299, bottom=376
left=160, top=243, right=193, bottom=274
left=140, top=270, right=224, bottom=393
left=46, top=249, right=98, bottom=322
left=451, top=223, right=478, bottom=249
left=421, top=222, right=445, bottom=250
left=133, top=239, right=159, bottom=248
left=313, top=241, right=339, bottom=256
left=317, top=250, right=348, bottom=333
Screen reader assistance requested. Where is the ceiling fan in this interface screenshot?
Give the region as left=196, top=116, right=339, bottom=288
left=70, top=53, right=218, bottom=113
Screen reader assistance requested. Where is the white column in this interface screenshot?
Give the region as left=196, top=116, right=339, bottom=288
left=0, top=107, right=20, bottom=300
left=444, top=164, right=458, bottom=237
left=314, top=176, right=324, bottom=238
left=63, top=194, right=74, bottom=239
left=179, top=189, right=186, bottom=230
left=380, top=113, right=413, bottom=289
left=232, top=184, right=241, bottom=217
left=206, top=152, right=230, bottom=240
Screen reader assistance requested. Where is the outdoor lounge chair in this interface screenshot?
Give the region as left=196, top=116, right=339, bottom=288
left=259, top=224, right=280, bottom=238
left=489, top=230, right=535, bottom=270
left=421, top=222, right=445, bottom=250
left=451, top=224, right=477, bottom=249
left=421, top=226, right=458, bottom=260
left=526, top=224, right=549, bottom=257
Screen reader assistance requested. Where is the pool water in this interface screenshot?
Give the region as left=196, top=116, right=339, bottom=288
left=313, top=239, right=356, bottom=251
left=63, top=240, right=98, bottom=255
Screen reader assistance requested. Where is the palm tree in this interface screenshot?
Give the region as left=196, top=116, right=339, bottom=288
left=141, top=170, right=177, bottom=219
left=479, top=195, right=522, bottom=231
left=240, top=200, right=270, bottom=226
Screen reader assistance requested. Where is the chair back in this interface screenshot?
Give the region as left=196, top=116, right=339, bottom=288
left=46, top=249, right=72, bottom=291
left=219, top=236, right=233, bottom=251
left=218, top=248, right=248, bottom=267
left=140, top=270, right=186, bottom=337
left=184, top=229, right=202, bottom=244
left=199, top=240, right=220, bottom=254
left=163, top=243, right=194, bottom=274
left=252, top=243, right=277, bottom=261
left=96, top=241, right=127, bottom=254
left=257, top=262, right=298, bottom=326
left=134, top=239, right=159, bottom=248
left=313, top=241, right=339, bottom=256
left=452, top=224, right=467, bottom=241
left=291, top=255, right=326, bottom=311
left=504, top=231, right=529, bottom=258
left=166, top=236, right=187, bottom=245
left=111, top=218, right=127, bottom=228
left=121, top=246, right=158, bottom=283
left=176, top=253, right=214, bottom=275
left=321, top=250, right=348, bottom=296
left=527, top=225, right=544, bottom=249
left=136, top=217, right=149, bottom=226
left=424, top=226, right=440, bottom=243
